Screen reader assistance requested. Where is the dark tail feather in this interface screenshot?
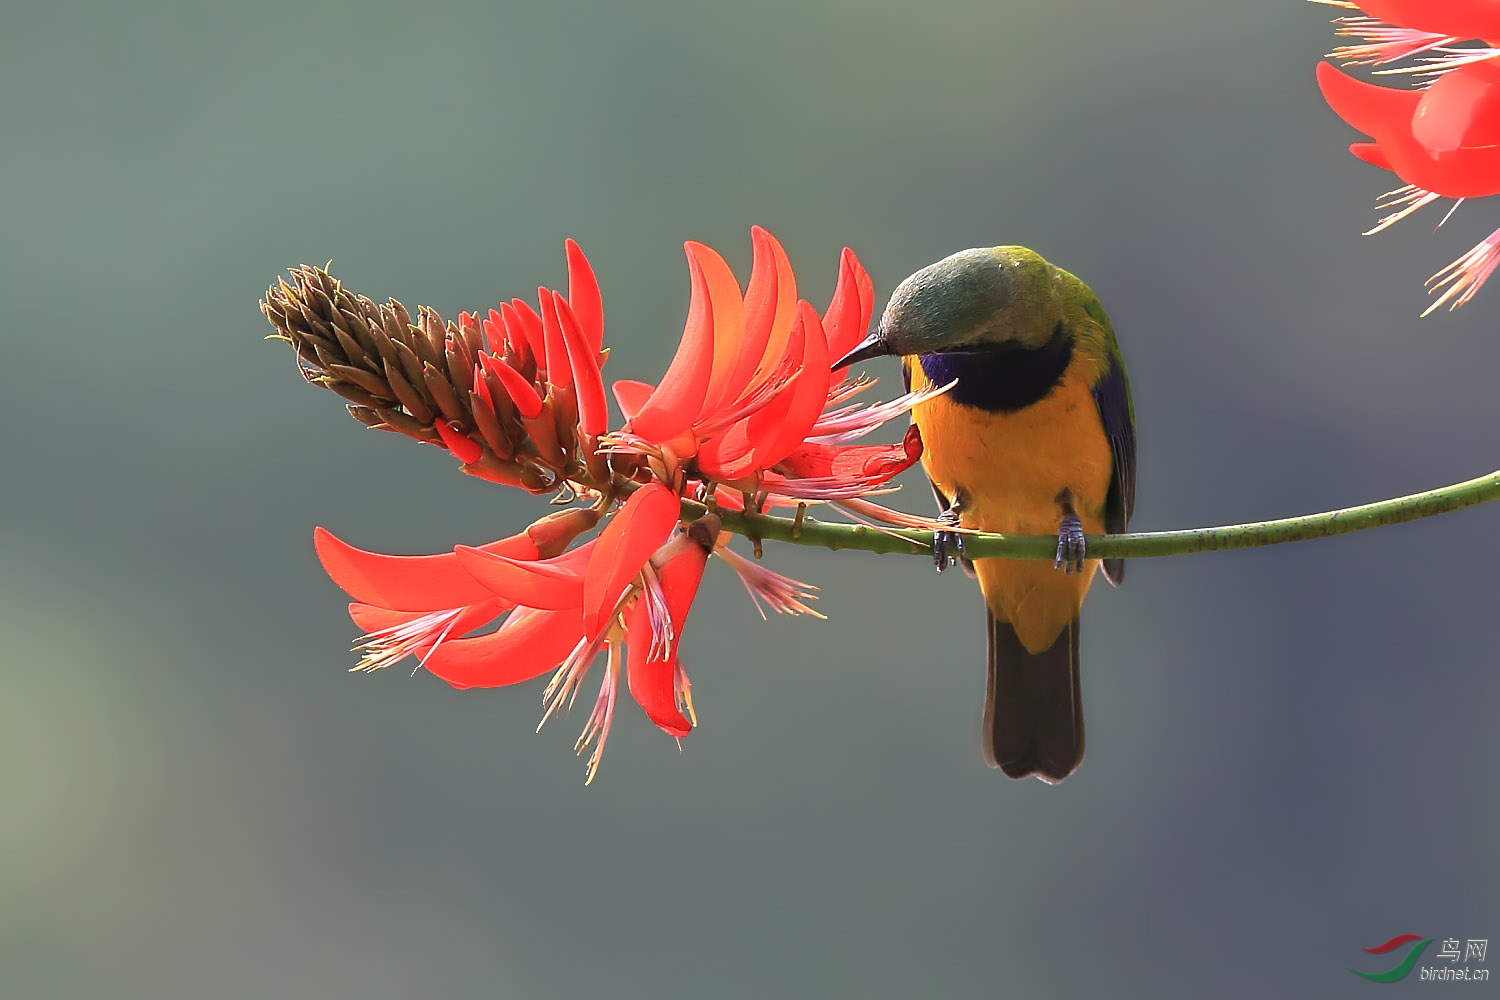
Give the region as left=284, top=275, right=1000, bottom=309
left=983, top=613, right=1084, bottom=783
left=1102, top=557, right=1125, bottom=587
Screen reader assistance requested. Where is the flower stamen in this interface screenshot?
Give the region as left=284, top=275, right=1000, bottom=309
left=805, top=380, right=956, bottom=445
left=763, top=475, right=902, bottom=502
left=574, top=640, right=622, bottom=785
left=639, top=562, right=675, bottom=660
left=674, top=659, right=697, bottom=728
left=1366, top=184, right=1442, bottom=235
left=351, top=607, right=466, bottom=674
left=1423, top=227, right=1500, bottom=316
left=538, top=634, right=596, bottom=730
left=1375, top=45, right=1500, bottom=77
left=1330, top=17, right=1455, bottom=68
left=715, top=543, right=824, bottom=619
left=824, top=373, right=875, bottom=408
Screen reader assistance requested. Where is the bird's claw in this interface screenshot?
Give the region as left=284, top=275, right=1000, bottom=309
left=1054, top=513, right=1086, bottom=573
left=934, top=508, right=966, bottom=572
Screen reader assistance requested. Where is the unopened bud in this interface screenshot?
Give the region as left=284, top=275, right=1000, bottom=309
left=526, top=507, right=602, bottom=557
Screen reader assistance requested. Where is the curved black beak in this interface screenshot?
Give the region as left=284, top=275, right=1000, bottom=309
left=830, top=332, right=892, bottom=371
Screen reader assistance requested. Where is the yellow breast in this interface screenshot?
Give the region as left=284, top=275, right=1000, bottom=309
left=908, top=354, right=1114, bottom=652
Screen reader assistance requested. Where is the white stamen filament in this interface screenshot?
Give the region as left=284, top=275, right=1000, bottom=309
left=1366, top=185, right=1441, bottom=236
left=714, top=544, right=824, bottom=619
left=764, top=476, right=902, bottom=502
left=1437, top=199, right=1466, bottom=230
left=538, top=635, right=595, bottom=731
left=674, top=659, right=697, bottom=728
left=575, top=641, right=622, bottom=785
left=639, top=562, right=675, bottom=661
left=594, top=432, right=665, bottom=461
left=1330, top=18, right=1454, bottom=67
left=694, top=368, right=801, bottom=438
left=1423, top=228, right=1500, bottom=316
left=823, top=374, right=874, bottom=408
left=537, top=585, right=637, bottom=731
left=805, top=380, right=956, bottom=445
left=351, top=607, right=467, bottom=674
left=1375, top=45, right=1500, bottom=76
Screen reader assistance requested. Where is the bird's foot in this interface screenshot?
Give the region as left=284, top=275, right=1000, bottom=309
left=934, top=507, right=967, bottom=572
left=1054, top=512, right=1086, bottom=573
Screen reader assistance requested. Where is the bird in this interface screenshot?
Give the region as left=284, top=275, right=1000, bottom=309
left=832, top=247, right=1135, bottom=783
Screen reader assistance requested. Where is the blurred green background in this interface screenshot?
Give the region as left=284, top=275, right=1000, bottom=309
left=3, top=2, right=1497, bottom=997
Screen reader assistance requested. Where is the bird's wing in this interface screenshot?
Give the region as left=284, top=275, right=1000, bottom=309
left=1091, top=353, right=1135, bottom=587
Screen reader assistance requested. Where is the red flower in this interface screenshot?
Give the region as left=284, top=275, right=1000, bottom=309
left=283, top=230, right=946, bottom=780
left=319, top=486, right=712, bottom=782
left=602, top=227, right=950, bottom=513
left=1316, top=1, right=1500, bottom=312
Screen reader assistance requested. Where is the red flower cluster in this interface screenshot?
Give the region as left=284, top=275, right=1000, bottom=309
left=309, top=229, right=946, bottom=781
left=601, top=228, right=942, bottom=512
left=1316, top=0, right=1500, bottom=313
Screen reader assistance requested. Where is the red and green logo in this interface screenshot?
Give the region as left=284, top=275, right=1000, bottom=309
left=1349, top=934, right=1434, bottom=983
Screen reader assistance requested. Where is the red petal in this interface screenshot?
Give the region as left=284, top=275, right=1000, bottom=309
left=1358, top=0, right=1500, bottom=41
left=629, top=245, right=717, bottom=443
left=695, top=240, right=749, bottom=419
left=709, top=488, right=745, bottom=511
left=1410, top=63, right=1500, bottom=196
left=626, top=530, right=711, bottom=736
left=726, top=228, right=781, bottom=406
left=554, top=291, right=609, bottom=435
left=472, top=363, right=494, bottom=409
left=625, top=602, right=691, bottom=737
left=505, top=299, right=547, bottom=368
left=737, top=322, right=806, bottom=476
left=695, top=422, right=758, bottom=481
left=741, top=230, right=799, bottom=399
left=822, top=249, right=867, bottom=362
left=482, top=309, right=509, bottom=357
left=752, top=302, right=830, bottom=469
left=1416, top=61, right=1500, bottom=150
left=777, top=426, right=923, bottom=485
left=582, top=484, right=680, bottom=639
left=1318, top=61, right=1500, bottom=198
left=454, top=544, right=589, bottom=609
left=1317, top=60, right=1419, bottom=140
left=611, top=379, right=656, bottom=422
left=657, top=530, right=710, bottom=616
left=315, top=526, right=538, bottom=611
left=851, top=250, right=875, bottom=336
left=434, top=420, right=483, bottom=465
left=479, top=353, right=544, bottom=419
left=538, top=287, right=571, bottom=388
left=422, top=606, right=585, bottom=690
left=1350, top=142, right=1393, bottom=170
left=695, top=352, right=801, bottom=480
left=565, top=238, right=605, bottom=354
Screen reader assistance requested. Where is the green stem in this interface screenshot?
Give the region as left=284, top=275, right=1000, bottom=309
left=679, top=469, right=1500, bottom=560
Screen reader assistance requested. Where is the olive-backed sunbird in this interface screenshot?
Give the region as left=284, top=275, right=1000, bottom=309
left=832, top=247, right=1135, bottom=783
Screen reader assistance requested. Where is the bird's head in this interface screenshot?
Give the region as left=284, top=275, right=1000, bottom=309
left=832, top=246, right=1063, bottom=369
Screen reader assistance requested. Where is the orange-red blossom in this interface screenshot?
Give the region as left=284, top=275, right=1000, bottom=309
left=1315, top=0, right=1500, bottom=312
left=315, top=229, right=948, bottom=781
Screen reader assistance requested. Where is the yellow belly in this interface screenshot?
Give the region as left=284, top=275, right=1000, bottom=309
left=909, top=354, right=1114, bottom=653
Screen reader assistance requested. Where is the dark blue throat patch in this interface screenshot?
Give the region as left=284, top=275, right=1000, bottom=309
left=918, top=321, right=1074, bottom=413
